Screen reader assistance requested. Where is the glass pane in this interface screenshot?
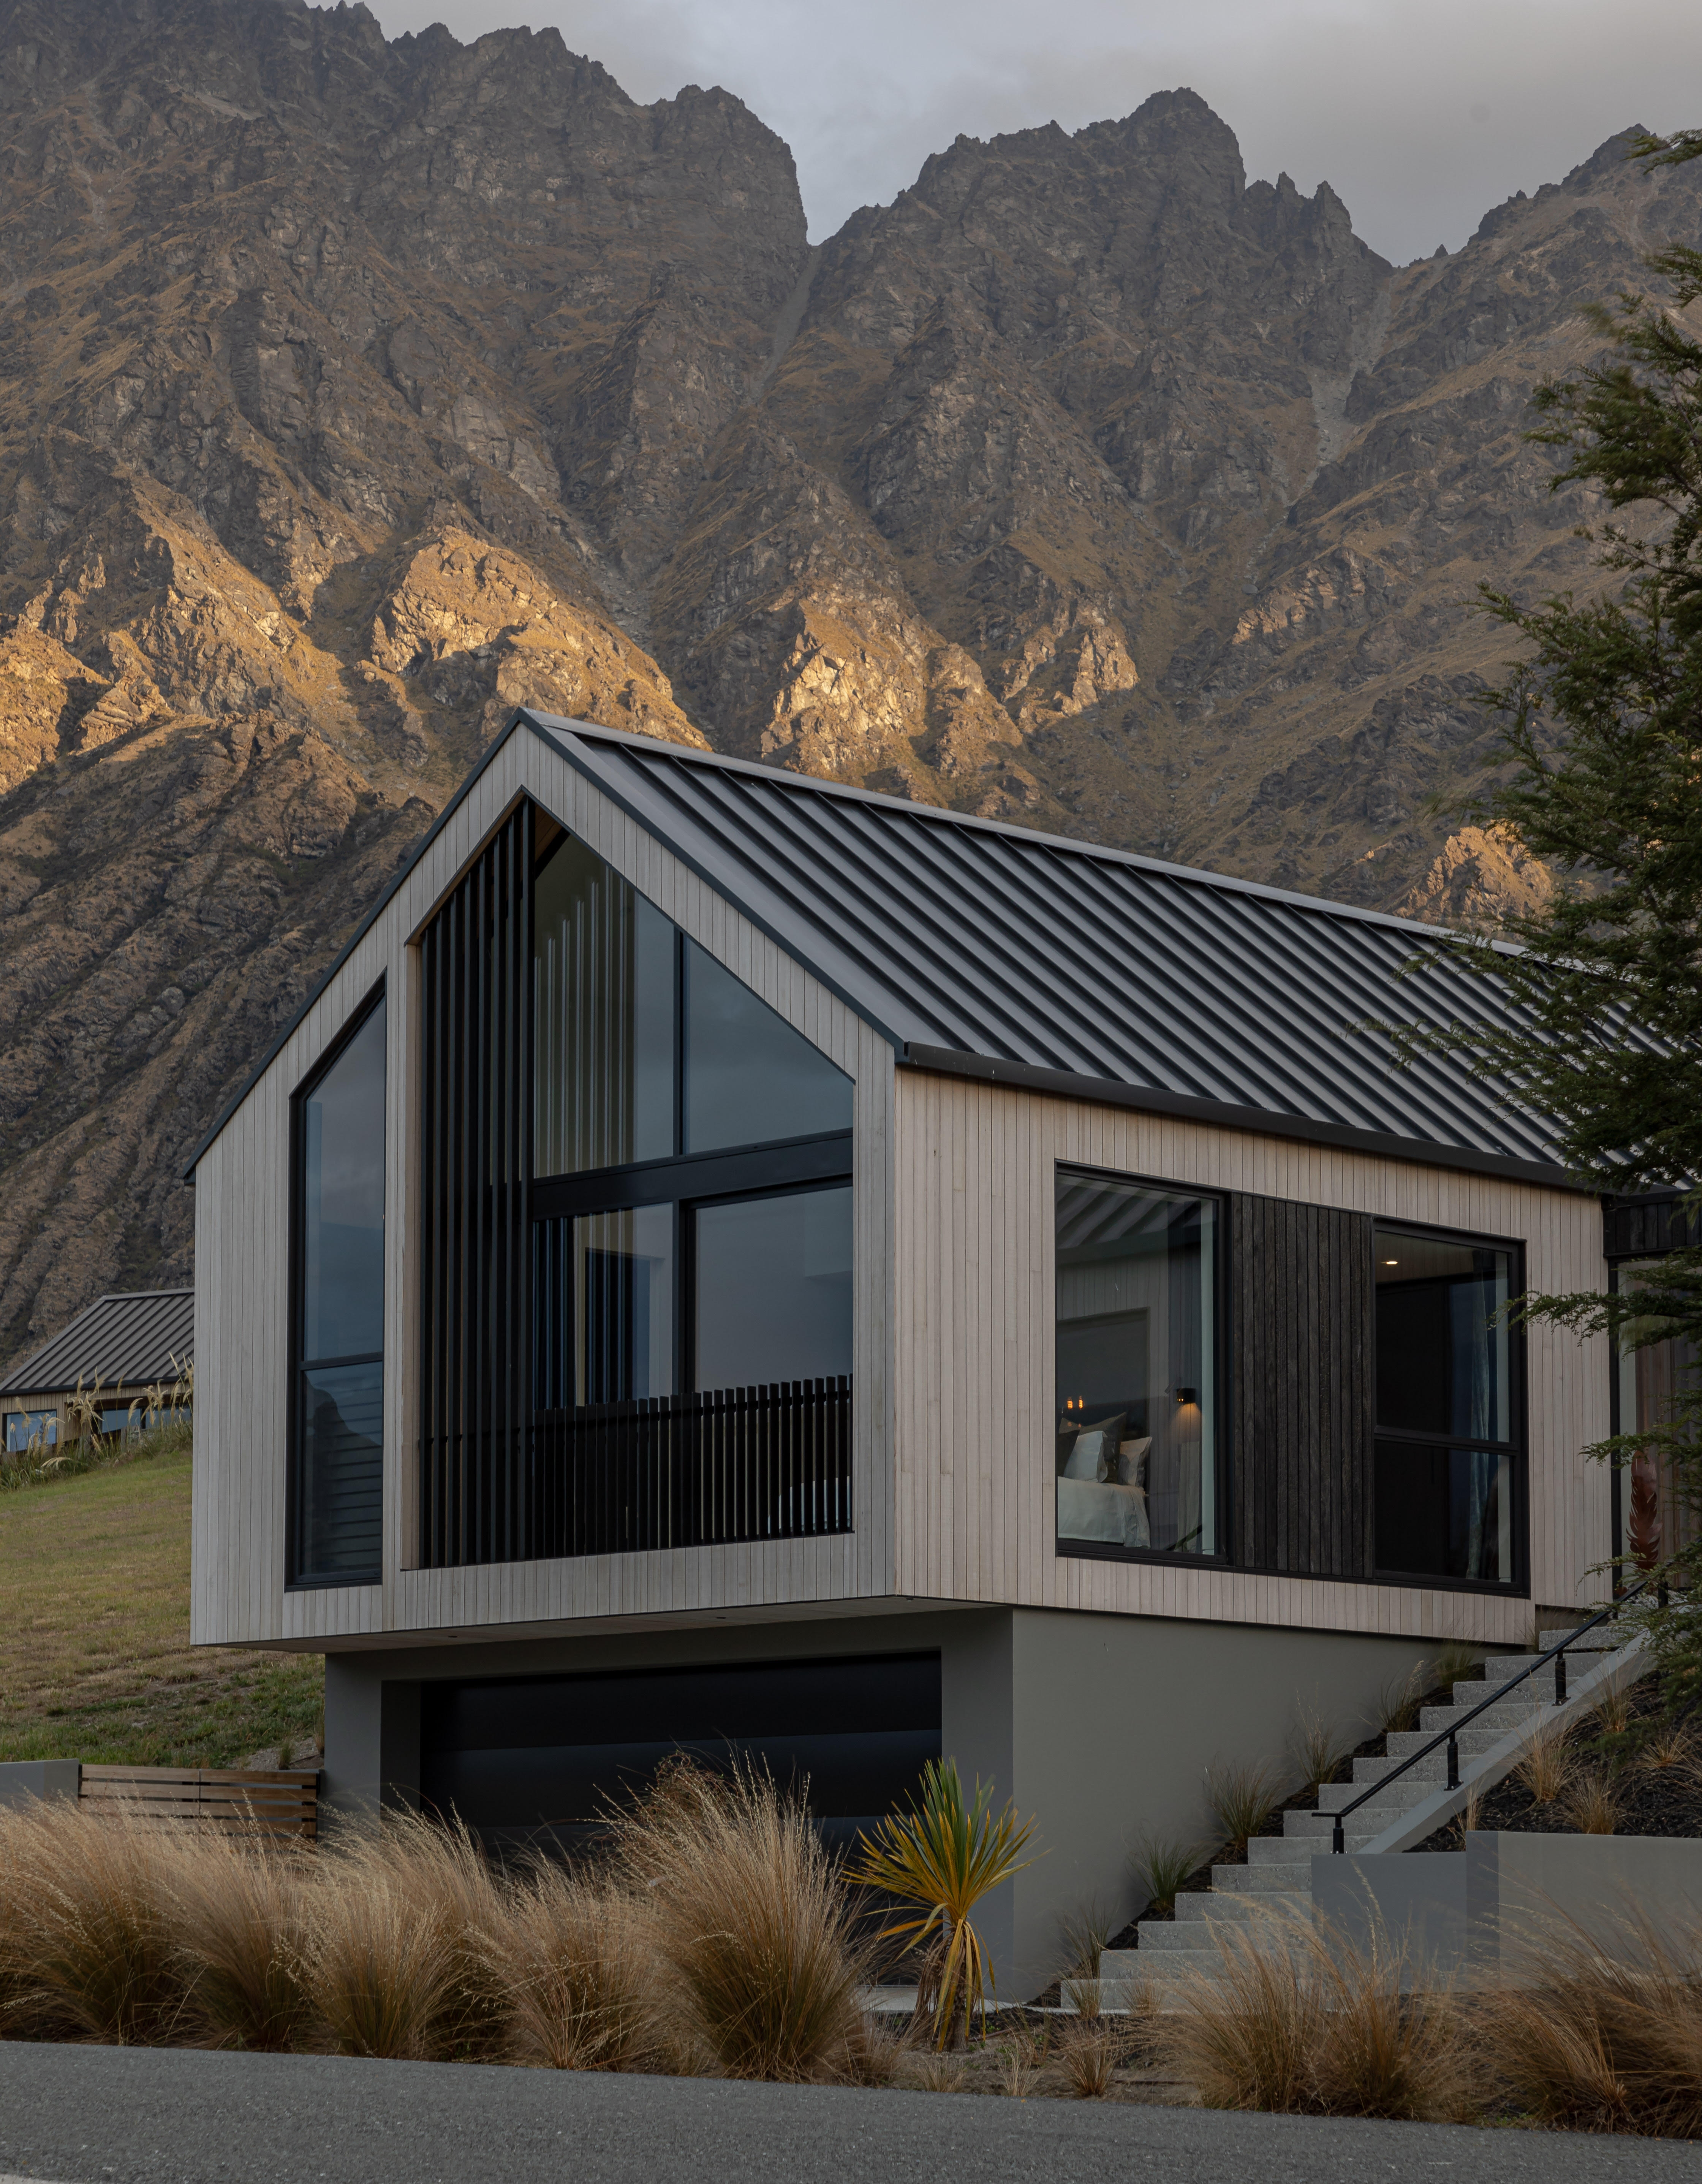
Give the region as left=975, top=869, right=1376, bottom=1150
left=1375, top=1229, right=1511, bottom=1442
left=571, top=1205, right=675, bottom=1405
left=301, top=998, right=387, bottom=1364
left=694, top=1185, right=853, bottom=1391
left=5, top=1411, right=56, bottom=1453
left=297, top=1360, right=383, bottom=1582
left=533, top=836, right=675, bottom=1178
left=683, top=942, right=853, bottom=1154
left=1375, top=1440, right=1512, bottom=1584
left=1055, top=1175, right=1216, bottom=1556
left=1616, top=1262, right=1701, bottom=1569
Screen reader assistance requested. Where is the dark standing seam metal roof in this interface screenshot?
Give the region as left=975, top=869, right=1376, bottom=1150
left=181, top=711, right=1576, bottom=1188
left=0, top=1290, right=194, bottom=1398
left=531, top=716, right=1568, bottom=1182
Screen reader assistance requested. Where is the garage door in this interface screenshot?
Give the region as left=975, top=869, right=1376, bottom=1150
left=419, top=1650, right=941, bottom=1853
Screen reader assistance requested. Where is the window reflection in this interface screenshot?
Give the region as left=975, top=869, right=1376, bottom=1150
left=695, top=1186, right=853, bottom=1391
left=1615, top=1262, right=1701, bottom=1572
left=1373, top=1226, right=1518, bottom=1586
left=293, top=992, right=385, bottom=1586
left=299, top=1360, right=384, bottom=1581
left=301, top=1000, right=387, bottom=1363
left=684, top=942, right=853, bottom=1154
left=1054, top=1175, right=1217, bottom=1557
left=534, top=835, right=675, bottom=1178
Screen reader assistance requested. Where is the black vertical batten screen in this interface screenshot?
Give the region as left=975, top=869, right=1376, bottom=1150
left=1229, top=1193, right=1375, bottom=1578
left=420, top=805, right=531, bottom=1568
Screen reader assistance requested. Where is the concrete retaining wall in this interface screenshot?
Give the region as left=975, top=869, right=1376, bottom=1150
left=1313, top=1832, right=1702, bottom=1985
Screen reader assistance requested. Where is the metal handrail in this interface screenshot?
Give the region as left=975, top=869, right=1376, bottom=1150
left=1319, top=1578, right=1650, bottom=1852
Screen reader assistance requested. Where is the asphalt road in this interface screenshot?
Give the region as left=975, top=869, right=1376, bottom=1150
left=3, top=2043, right=1700, bottom=2184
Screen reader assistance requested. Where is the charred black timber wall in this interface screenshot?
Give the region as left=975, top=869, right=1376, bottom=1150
left=419, top=803, right=531, bottom=1569
left=1229, top=1193, right=1375, bottom=1579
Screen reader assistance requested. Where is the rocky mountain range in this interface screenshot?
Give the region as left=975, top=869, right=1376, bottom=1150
left=0, top=0, right=1697, bottom=1366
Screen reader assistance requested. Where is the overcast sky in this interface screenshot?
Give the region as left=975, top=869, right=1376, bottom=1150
left=368, top=0, right=1702, bottom=266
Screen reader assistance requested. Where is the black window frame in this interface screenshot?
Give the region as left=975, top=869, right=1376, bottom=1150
left=287, top=977, right=388, bottom=1592
left=528, top=819, right=854, bottom=1416
left=1370, top=1215, right=1528, bottom=1596
left=1051, top=1160, right=1232, bottom=1572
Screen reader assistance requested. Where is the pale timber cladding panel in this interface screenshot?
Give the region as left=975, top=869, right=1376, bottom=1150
left=195, top=730, right=894, bottom=1649
left=892, top=1070, right=1611, bottom=1649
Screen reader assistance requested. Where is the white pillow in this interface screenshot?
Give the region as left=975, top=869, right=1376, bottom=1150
left=1116, top=1436, right=1152, bottom=1486
left=1061, top=1428, right=1109, bottom=1481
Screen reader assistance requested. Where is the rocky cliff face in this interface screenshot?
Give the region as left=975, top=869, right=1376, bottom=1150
left=0, top=0, right=1696, bottom=1362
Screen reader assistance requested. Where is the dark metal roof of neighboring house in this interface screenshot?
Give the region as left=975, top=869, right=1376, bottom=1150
left=0, top=1290, right=194, bottom=1398
left=183, top=712, right=1583, bottom=1189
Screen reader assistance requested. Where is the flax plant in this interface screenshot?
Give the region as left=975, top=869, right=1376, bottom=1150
left=849, top=1758, right=1039, bottom=2050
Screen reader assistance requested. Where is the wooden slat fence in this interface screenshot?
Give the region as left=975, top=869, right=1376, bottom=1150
left=79, top=1765, right=319, bottom=1839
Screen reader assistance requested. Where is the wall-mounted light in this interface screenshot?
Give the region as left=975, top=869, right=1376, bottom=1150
left=1382, top=1258, right=1400, bottom=1266
left=1175, top=1386, right=1198, bottom=1406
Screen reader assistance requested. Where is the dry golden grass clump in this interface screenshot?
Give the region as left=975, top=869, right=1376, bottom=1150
left=0, top=1796, right=196, bottom=2044
left=168, top=1827, right=313, bottom=2052
left=604, top=1756, right=868, bottom=2083
left=1156, top=1905, right=1476, bottom=2123
left=496, top=1864, right=664, bottom=2073
left=298, top=1811, right=520, bottom=2062
left=1481, top=1914, right=1702, bottom=2137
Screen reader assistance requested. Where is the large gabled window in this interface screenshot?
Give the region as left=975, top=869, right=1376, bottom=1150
left=530, top=822, right=854, bottom=1413
left=418, top=804, right=856, bottom=1569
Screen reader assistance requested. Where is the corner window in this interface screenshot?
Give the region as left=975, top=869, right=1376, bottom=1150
left=4, top=1410, right=57, bottom=1454
left=291, top=989, right=386, bottom=1587
left=1613, top=1262, right=1699, bottom=1572
left=1055, top=1171, right=1219, bottom=1558
left=1373, top=1225, right=1520, bottom=1587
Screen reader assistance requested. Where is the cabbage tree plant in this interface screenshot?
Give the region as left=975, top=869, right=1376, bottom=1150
left=849, top=1758, right=1039, bottom=2048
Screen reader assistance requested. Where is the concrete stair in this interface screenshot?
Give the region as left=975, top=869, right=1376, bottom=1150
left=1109, top=1629, right=1642, bottom=2000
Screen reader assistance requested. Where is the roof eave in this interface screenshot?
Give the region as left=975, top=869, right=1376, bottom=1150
left=900, top=1046, right=1581, bottom=1191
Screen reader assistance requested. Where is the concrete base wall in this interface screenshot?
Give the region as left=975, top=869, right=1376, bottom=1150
left=0, top=1760, right=80, bottom=1807
left=1315, top=1833, right=1702, bottom=1986
left=323, top=1604, right=1439, bottom=1998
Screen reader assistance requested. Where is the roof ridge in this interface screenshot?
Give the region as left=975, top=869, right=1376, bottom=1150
left=528, top=715, right=1513, bottom=951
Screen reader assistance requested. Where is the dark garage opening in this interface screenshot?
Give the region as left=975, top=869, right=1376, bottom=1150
left=419, top=1651, right=942, bottom=1855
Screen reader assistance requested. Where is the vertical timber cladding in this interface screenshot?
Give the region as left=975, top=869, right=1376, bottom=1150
left=1229, top=1193, right=1375, bottom=1578
left=419, top=803, right=531, bottom=1568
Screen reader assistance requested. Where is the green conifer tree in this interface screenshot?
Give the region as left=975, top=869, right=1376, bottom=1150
left=1387, top=129, right=1702, bottom=1703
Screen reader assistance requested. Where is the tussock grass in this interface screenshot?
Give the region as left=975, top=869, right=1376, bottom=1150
left=1157, top=1905, right=1475, bottom=2122
left=1204, top=1760, right=1286, bottom=1858
left=1291, top=1705, right=1357, bottom=1797
left=1517, top=1725, right=1577, bottom=1806
left=606, top=1757, right=867, bottom=2083
left=497, top=1864, right=664, bottom=2072
left=1130, top=1831, right=1205, bottom=1917
left=170, top=1829, right=313, bottom=2051
left=1058, top=2018, right=1124, bottom=2097
left=1558, top=1768, right=1621, bottom=1835
left=1482, top=1913, right=1702, bottom=2136
left=0, top=1797, right=194, bottom=2044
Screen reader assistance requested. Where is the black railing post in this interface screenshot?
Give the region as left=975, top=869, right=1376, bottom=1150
left=1332, top=1815, right=1345, bottom=1855
left=1555, top=1649, right=1567, bottom=1704
left=1446, top=1732, right=1459, bottom=1791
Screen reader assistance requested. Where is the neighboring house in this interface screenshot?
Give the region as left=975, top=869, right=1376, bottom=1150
left=0, top=1289, right=194, bottom=1453
left=186, top=713, right=1620, bottom=1991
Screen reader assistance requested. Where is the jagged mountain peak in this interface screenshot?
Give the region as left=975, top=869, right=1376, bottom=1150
left=0, top=0, right=1696, bottom=1361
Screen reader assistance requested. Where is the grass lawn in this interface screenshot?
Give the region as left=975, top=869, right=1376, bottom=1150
left=0, top=1441, right=322, bottom=1768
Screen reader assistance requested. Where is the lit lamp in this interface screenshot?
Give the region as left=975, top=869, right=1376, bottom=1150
left=1174, top=1386, right=1198, bottom=1407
